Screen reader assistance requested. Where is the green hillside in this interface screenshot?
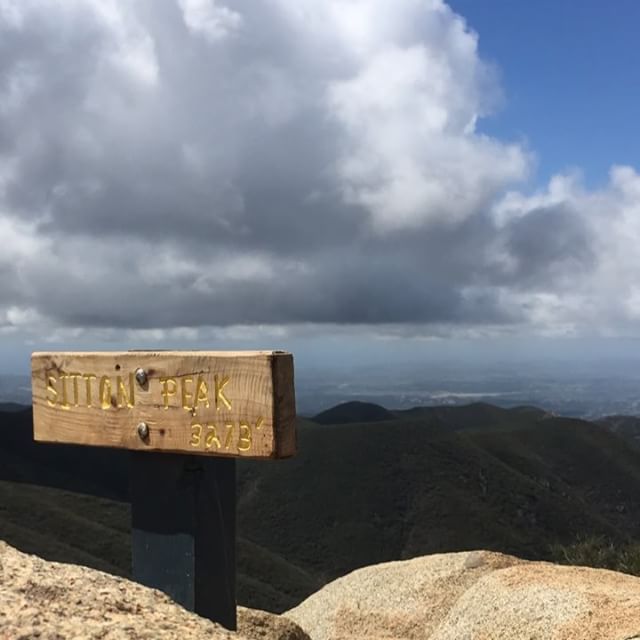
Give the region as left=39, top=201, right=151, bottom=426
left=597, top=415, right=640, bottom=450
left=238, top=406, right=640, bottom=586
left=3, top=403, right=640, bottom=613
left=394, top=402, right=551, bottom=430
left=0, top=478, right=319, bottom=612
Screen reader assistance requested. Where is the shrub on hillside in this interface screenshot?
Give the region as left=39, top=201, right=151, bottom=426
left=551, top=535, right=640, bottom=576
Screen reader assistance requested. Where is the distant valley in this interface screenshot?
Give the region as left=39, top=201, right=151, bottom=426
left=295, top=366, right=640, bottom=418
left=0, top=376, right=31, bottom=406
left=7, top=365, right=640, bottom=418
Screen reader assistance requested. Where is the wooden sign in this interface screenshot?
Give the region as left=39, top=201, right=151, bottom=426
left=31, top=348, right=297, bottom=630
left=31, top=350, right=295, bottom=459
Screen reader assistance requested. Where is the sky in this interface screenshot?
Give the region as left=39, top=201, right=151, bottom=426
left=448, top=0, right=640, bottom=187
left=1, top=0, right=640, bottom=373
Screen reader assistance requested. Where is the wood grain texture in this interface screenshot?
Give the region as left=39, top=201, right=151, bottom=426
left=31, top=351, right=296, bottom=459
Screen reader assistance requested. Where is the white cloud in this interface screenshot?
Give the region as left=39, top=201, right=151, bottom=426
left=486, top=166, right=640, bottom=336
left=178, top=0, right=242, bottom=42
left=325, top=2, right=528, bottom=230
left=0, top=0, right=638, bottom=344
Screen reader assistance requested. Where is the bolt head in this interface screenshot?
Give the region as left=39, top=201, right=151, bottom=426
left=137, top=422, right=149, bottom=440
left=135, top=368, right=148, bottom=386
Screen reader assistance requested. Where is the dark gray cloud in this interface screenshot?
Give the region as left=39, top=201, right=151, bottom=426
left=500, top=205, right=596, bottom=289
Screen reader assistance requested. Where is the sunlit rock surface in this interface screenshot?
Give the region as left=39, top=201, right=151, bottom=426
left=288, top=550, right=640, bottom=640
left=0, top=541, right=308, bottom=640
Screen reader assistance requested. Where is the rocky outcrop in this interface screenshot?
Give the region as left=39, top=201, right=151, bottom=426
left=4, top=540, right=640, bottom=639
left=238, top=606, right=310, bottom=640
left=0, top=541, right=309, bottom=640
left=288, top=550, right=640, bottom=640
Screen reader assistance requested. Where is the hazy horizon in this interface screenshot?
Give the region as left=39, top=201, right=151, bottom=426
left=5, top=344, right=640, bottom=418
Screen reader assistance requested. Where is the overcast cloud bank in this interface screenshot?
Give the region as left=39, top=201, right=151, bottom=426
left=0, top=0, right=638, bottom=346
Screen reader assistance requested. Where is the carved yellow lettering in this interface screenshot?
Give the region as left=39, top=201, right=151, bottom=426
left=195, top=376, right=210, bottom=409
left=182, top=377, right=193, bottom=410
left=60, top=373, right=71, bottom=410
left=205, top=424, right=221, bottom=449
left=238, top=422, right=252, bottom=452
left=190, top=423, right=202, bottom=447
left=215, top=375, right=231, bottom=410
left=223, top=423, right=234, bottom=449
left=68, top=373, right=82, bottom=407
left=160, top=377, right=177, bottom=409
left=46, top=373, right=58, bottom=407
left=99, top=376, right=112, bottom=410
left=117, top=373, right=135, bottom=408
left=255, top=416, right=264, bottom=430
left=83, top=373, right=97, bottom=408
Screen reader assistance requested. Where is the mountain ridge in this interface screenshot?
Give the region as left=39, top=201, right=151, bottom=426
left=312, top=400, right=395, bottom=425
left=3, top=401, right=640, bottom=612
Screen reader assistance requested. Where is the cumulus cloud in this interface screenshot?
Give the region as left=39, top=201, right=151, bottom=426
left=0, top=0, right=637, bottom=342
left=487, top=166, right=640, bottom=336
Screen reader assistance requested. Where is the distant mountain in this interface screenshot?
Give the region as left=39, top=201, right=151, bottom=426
left=0, top=402, right=28, bottom=413
left=0, top=374, right=32, bottom=405
left=3, top=402, right=640, bottom=613
left=312, top=400, right=394, bottom=424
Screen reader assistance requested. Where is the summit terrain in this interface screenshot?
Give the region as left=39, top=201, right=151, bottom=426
left=2, top=402, right=640, bottom=611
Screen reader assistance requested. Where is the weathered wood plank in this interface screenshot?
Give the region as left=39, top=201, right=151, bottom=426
left=32, top=351, right=295, bottom=458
